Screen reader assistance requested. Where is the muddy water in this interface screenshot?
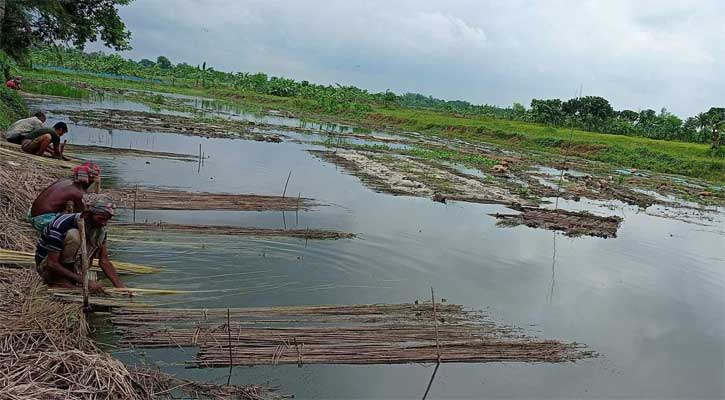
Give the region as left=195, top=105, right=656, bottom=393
left=37, top=96, right=725, bottom=399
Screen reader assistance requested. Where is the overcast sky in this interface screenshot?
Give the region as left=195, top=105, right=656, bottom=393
left=93, top=0, right=724, bottom=117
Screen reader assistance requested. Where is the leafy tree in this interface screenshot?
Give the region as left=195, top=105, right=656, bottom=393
left=562, top=96, right=614, bottom=131
left=703, top=107, right=725, bottom=150
left=511, top=102, right=527, bottom=120
left=619, top=109, right=638, bottom=123
left=156, top=55, right=172, bottom=69
left=530, top=99, right=564, bottom=126
left=138, top=58, right=155, bottom=67
left=0, top=0, right=132, bottom=62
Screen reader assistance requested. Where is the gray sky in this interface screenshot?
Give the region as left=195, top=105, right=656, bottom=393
left=95, top=0, right=724, bottom=117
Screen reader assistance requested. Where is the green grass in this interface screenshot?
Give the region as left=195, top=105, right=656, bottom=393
left=22, top=67, right=724, bottom=183
left=22, top=81, right=89, bottom=99
left=368, top=108, right=724, bottom=183
left=0, top=87, right=28, bottom=128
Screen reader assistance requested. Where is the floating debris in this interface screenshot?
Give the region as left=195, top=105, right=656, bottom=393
left=491, top=206, right=623, bottom=238
left=110, top=303, right=595, bottom=367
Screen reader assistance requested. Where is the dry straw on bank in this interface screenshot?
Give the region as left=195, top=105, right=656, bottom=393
left=0, top=267, right=285, bottom=400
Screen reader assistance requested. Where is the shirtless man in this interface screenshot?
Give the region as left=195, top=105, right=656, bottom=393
left=28, top=162, right=100, bottom=231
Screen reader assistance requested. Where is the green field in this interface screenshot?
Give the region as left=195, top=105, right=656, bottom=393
left=21, top=67, right=724, bottom=184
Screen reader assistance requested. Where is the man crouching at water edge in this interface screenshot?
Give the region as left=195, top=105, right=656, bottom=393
left=20, top=121, right=69, bottom=159
left=34, top=195, right=128, bottom=294
left=4, top=111, right=46, bottom=144
left=28, top=162, right=101, bottom=231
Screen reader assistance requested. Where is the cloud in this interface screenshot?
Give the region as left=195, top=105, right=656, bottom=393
left=92, top=0, right=724, bottom=116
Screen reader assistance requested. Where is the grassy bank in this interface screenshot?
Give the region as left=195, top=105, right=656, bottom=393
left=367, top=109, right=724, bottom=183
left=22, top=67, right=724, bottom=184
left=22, top=80, right=90, bottom=98
left=0, top=87, right=29, bottom=128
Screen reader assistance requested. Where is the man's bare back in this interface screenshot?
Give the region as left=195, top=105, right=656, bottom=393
left=30, top=179, right=88, bottom=217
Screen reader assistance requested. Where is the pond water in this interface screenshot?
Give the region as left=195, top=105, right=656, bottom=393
left=34, top=96, right=725, bottom=399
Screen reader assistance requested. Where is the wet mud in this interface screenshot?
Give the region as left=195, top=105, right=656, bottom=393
left=491, top=206, right=623, bottom=238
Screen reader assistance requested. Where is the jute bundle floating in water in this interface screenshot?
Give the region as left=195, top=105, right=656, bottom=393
left=110, top=302, right=596, bottom=367
left=0, top=267, right=287, bottom=399
left=107, top=187, right=320, bottom=212
left=113, top=222, right=354, bottom=240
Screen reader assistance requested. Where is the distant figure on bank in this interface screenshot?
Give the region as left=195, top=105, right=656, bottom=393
left=20, top=121, right=69, bottom=159
left=6, top=76, right=21, bottom=90
left=3, top=111, right=46, bottom=144
left=35, top=195, right=127, bottom=293
left=28, top=162, right=101, bottom=231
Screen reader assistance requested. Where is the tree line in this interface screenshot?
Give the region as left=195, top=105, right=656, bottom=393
left=27, top=47, right=725, bottom=150
left=0, top=0, right=720, bottom=150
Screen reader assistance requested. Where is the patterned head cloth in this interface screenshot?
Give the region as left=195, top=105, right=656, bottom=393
left=72, top=162, right=101, bottom=184
left=85, top=194, right=116, bottom=216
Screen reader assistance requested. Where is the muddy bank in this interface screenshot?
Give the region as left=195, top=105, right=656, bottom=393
left=491, top=206, right=623, bottom=238
left=113, top=222, right=355, bottom=240
left=59, top=108, right=284, bottom=142
left=108, top=187, right=318, bottom=212
left=311, top=150, right=531, bottom=206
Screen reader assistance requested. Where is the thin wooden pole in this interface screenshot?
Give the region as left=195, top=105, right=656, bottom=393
left=282, top=170, right=292, bottom=198
left=78, top=217, right=90, bottom=310
left=133, top=184, right=138, bottom=223
left=226, top=308, right=233, bottom=386
left=431, top=287, right=440, bottom=362
left=421, top=361, right=440, bottom=400
left=295, top=192, right=301, bottom=226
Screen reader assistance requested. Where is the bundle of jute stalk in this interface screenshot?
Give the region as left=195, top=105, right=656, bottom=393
left=0, top=248, right=164, bottom=274
left=0, top=267, right=286, bottom=400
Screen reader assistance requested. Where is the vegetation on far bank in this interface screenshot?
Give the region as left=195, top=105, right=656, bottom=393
left=31, top=47, right=725, bottom=146
left=17, top=52, right=725, bottom=184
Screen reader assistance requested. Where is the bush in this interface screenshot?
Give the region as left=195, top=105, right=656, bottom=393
left=0, top=87, right=28, bottom=128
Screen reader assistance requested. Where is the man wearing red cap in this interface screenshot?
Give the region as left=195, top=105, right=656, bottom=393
left=28, top=162, right=101, bottom=231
